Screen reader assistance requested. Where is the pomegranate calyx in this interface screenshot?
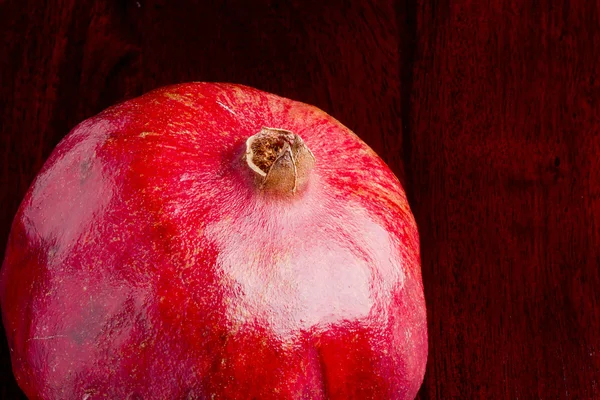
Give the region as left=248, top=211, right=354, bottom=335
left=245, top=127, right=315, bottom=194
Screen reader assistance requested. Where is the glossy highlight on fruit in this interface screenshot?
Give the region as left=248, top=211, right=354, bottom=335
left=0, top=83, right=427, bottom=399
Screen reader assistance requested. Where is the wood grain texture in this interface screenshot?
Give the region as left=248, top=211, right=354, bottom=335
left=410, top=1, right=600, bottom=398
left=0, top=0, right=599, bottom=398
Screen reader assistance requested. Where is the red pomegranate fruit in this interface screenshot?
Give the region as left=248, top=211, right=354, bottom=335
left=0, top=83, right=427, bottom=399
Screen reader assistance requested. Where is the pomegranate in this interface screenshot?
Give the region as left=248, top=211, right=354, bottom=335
left=0, top=83, right=427, bottom=399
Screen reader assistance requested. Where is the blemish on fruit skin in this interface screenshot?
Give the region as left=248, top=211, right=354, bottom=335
left=216, top=101, right=236, bottom=115
left=163, top=92, right=198, bottom=109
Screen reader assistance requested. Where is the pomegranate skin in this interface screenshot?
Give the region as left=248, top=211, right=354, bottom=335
left=0, top=83, right=427, bottom=399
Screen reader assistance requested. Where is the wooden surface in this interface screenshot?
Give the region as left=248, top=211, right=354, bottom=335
left=0, top=0, right=598, bottom=398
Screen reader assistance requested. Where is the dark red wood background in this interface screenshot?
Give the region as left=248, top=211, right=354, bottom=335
left=1, top=0, right=599, bottom=398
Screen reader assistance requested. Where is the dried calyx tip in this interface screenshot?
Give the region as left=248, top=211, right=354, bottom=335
left=245, top=127, right=315, bottom=194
